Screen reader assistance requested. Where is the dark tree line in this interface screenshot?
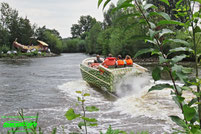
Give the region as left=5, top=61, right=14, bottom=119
left=0, top=2, right=62, bottom=54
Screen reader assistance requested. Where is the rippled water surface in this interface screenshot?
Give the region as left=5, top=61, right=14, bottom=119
left=0, top=53, right=184, bottom=133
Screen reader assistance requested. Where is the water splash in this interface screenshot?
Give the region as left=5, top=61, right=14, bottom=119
left=115, top=73, right=151, bottom=97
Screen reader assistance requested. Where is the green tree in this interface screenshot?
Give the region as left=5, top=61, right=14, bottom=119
left=71, top=15, right=97, bottom=39
left=86, top=22, right=102, bottom=54
left=0, top=2, right=34, bottom=48
left=43, top=31, right=62, bottom=54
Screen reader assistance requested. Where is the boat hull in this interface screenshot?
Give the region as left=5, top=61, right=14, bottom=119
left=80, top=61, right=146, bottom=93
left=80, top=64, right=114, bottom=92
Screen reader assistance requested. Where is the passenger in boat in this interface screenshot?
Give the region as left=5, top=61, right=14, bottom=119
left=125, top=55, right=133, bottom=67
left=90, top=55, right=102, bottom=68
left=116, top=55, right=125, bottom=68
left=102, top=54, right=116, bottom=68
left=94, top=55, right=103, bottom=63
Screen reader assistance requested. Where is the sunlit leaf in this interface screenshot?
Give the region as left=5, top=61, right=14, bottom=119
left=149, top=12, right=171, bottom=20
left=160, top=0, right=170, bottom=6
left=84, top=93, right=90, bottom=97
left=134, top=48, right=155, bottom=58
left=149, top=22, right=156, bottom=29
left=103, top=0, right=111, bottom=10
left=98, top=0, right=103, bottom=7
left=168, top=47, right=194, bottom=54
left=157, top=20, right=184, bottom=26
left=76, top=91, right=82, bottom=94
left=86, top=106, right=99, bottom=112
left=89, top=123, right=98, bottom=127
left=159, top=29, right=175, bottom=37
left=164, top=39, right=189, bottom=46
left=65, top=108, right=80, bottom=120
left=182, top=67, right=192, bottom=74
left=171, top=54, right=187, bottom=63
left=148, top=84, right=173, bottom=92
left=82, top=117, right=97, bottom=122
left=159, top=56, right=169, bottom=64
left=144, top=4, right=157, bottom=10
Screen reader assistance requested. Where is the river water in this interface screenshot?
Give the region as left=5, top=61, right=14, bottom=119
left=0, top=53, right=185, bottom=133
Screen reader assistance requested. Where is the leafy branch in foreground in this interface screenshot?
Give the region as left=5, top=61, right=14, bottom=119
left=99, top=0, right=201, bottom=133
left=65, top=91, right=99, bottom=134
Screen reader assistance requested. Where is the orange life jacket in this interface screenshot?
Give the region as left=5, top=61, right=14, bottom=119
left=125, top=59, right=133, bottom=65
left=117, top=60, right=124, bottom=66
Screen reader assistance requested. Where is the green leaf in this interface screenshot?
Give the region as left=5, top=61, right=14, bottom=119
left=164, top=39, right=189, bottom=46
left=98, top=0, right=103, bottom=7
left=159, top=56, right=169, bottom=64
left=168, top=47, right=194, bottom=54
left=182, top=67, right=192, bottom=74
left=183, top=104, right=196, bottom=121
left=149, top=12, right=171, bottom=20
left=145, top=39, right=157, bottom=45
left=176, top=0, right=183, bottom=8
left=116, top=1, right=133, bottom=9
left=159, top=29, right=175, bottom=37
left=151, top=49, right=162, bottom=56
left=194, top=26, right=201, bottom=33
left=115, top=13, right=141, bottom=22
left=78, top=122, right=85, bottom=129
left=89, top=123, right=98, bottom=127
left=103, top=0, right=111, bottom=10
left=149, top=22, right=156, bottom=29
left=83, top=93, right=90, bottom=97
left=160, top=0, right=170, bottom=6
left=65, top=108, right=80, bottom=120
left=152, top=67, right=162, bottom=81
left=76, top=91, right=82, bottom=94
left=77, top=97, right=82, bottom=102
left=193, top=0, right=201, bottom=4
left=169, top=116, right=188, bottom=129
left=144, top=4, right=157, bottom=10
left=148, top=84, right=172, bottom=92
left=172, top=96, right=182, bottom=108
left=86, top=106, right=99, bottom=112
left=134, top=48, right=155, bottom=58
left=188, top=98, right=197, bottom=106
left=171, top=54, right=187, bottom=63
left=82, top=117, right=97, bottom=122
left=117, top=0, right=132, bottom=6
left=157, top=20, right=184, bottom=26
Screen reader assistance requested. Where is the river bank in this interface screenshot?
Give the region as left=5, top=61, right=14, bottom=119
left=0, top=52, right=58, bottom=59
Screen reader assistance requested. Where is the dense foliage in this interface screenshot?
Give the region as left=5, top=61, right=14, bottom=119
left=99, top=0, right=201, bottom=133
left=0, top=2, right=62, bottom=55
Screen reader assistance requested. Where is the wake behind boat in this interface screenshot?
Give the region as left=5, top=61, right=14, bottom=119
left=80, top=57, right=147, bottom=93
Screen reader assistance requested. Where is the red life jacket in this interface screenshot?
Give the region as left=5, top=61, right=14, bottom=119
left=102, top=57, right=116, bottom=68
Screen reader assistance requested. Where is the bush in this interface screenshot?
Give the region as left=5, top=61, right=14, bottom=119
left=1, top=45, right=10, bottom=53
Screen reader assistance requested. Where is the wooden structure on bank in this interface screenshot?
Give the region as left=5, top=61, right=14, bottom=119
left=13, top=39, right=49, bottom=52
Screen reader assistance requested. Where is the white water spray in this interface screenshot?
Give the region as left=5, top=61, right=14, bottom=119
left=115, top=73, right=151, bottom=97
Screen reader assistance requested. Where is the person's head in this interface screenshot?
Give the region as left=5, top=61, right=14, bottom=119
left=108, top=53, right=113, bottom=57
left=96, top=54, right=100, bottom=58
left=118, top=55, right=122, bottom=59
left=126, top=55, right=131, bottom=59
